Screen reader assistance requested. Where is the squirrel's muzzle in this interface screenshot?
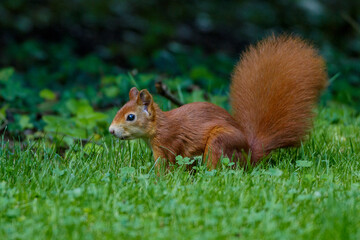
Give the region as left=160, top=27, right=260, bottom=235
left=109, top=125, right=116, bottom=135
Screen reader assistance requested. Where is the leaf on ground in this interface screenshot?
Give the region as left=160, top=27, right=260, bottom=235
left=39, top=89, right=56, bottom=101
left=296, top=160, right=313, bottom=168
left=0, top=67, right=14, bottom=83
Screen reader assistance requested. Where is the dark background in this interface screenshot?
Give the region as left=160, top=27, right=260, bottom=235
left=0, top=0, right=359, bottom=141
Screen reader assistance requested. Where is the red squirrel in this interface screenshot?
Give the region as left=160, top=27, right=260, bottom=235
left=109, top=35, right=328, bottom=169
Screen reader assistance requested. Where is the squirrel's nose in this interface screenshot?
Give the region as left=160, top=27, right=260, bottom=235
left=109, top=126, right=115, bottom=135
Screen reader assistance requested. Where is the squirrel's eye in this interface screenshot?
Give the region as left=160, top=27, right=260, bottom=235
left=126, top=114, right=135, bottom=121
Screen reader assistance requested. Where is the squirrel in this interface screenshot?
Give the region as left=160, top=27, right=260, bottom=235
left=109, top=35, right=328, bottom=169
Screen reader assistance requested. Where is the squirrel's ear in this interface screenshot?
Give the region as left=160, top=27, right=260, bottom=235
left=137, top=89, right=153, bottom=116
left=129, top=87, right=139, bottom=100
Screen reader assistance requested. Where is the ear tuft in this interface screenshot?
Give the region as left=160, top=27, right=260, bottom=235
left=129, top=87, right=139, bottom=100
left=137, top=89, right=154, bottom=116
left=137, top=89, right=152, bottom=106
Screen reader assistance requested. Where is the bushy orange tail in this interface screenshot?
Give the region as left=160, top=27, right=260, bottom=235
left=230, top=35, right=327, bottom=162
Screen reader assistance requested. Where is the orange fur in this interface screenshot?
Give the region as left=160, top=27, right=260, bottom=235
left=109, top=35, right=328, bottom=169
left=230, top=35, right=327, bottom=162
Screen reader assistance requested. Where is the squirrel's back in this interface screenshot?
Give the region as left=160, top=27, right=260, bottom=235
left=230, top=35, right=327, bottom=162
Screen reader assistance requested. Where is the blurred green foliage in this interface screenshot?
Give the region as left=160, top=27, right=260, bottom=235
left=0, top=0, right=359, bottom=143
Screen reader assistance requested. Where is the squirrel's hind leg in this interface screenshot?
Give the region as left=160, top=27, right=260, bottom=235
left=203, top=128, right=248, bottom=169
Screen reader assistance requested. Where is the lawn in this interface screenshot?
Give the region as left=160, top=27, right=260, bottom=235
left=1, top=103, right=359, bottom=240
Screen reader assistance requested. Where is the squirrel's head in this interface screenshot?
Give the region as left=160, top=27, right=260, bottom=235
left=109, top=87, right=157, bottom=140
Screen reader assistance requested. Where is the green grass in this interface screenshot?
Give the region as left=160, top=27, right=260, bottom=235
left=1, top=104, right=360, bottom=240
